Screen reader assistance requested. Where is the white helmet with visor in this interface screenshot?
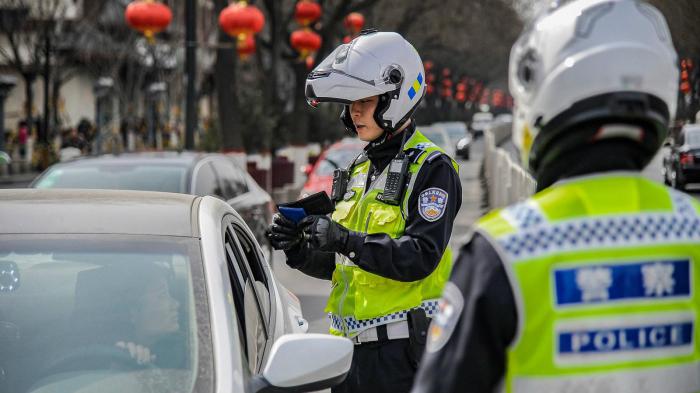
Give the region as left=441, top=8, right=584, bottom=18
left=306, top=30, right=426, bottom=134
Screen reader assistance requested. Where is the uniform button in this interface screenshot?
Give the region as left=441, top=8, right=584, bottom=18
left=349, top=252, right=356, bottom=258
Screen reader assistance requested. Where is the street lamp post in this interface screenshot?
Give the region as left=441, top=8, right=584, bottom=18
left=93, top=77, right=114, bottom=155
left=0, top=76, right=17, bottom=153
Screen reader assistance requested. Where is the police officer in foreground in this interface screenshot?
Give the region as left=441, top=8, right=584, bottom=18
left=413, top=0, right=700, bottom=392
left=267, top=31, right=461, bottom=392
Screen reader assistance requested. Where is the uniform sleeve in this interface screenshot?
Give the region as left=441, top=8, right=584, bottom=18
left=341, top=155, right=462, bottom=282
left=411, top=232, right=518, bottom=393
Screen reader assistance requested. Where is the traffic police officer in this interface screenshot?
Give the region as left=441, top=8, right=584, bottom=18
left=267, top=31, right=462, bottom=392
left=413, top=1, right=700, bottom=392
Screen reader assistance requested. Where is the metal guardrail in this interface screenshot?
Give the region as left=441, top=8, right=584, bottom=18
left=482, top=127, right=537, bottom=210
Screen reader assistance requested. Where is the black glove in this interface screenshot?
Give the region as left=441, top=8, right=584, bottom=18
left=266, top=213, right=303, bottom=250
left=299, top=215, right=349, bottom=253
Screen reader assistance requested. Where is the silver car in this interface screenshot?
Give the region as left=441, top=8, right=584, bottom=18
left=0, top=189, right=352, bottom=393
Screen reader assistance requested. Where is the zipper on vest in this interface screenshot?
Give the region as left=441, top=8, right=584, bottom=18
left=364, top=210, right=373, bottom=233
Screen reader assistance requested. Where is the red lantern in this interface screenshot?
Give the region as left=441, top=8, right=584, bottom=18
left=291, top=28, right=322, bottom=58
left=442, top=68, right=451, bottom=78
left=219, top=1, right=265, bottom=40
left=492, top=89, right=504, bottom=107
left=342, top=35, right=352, bottom=44
left=344, top=12, right=365, bottom=34
left=426, top=84, right=434, bottom=95
left=237, top=35, right=256, bottom=60
left=681, top=81, right=691, bottom=95
left=125, top=0, right=172, bottom=42
left=424, top=60, right=434, bottom=72
left=455, top=91, right=466, bottom=102
left=295, top=0, right=322, bottom=27
left=456, top=82, right=467, bottom=93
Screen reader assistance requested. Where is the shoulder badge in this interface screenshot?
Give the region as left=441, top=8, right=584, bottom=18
left=426, top=281, right=464, bottom=353
left=418, top=187, right=448, bottom=222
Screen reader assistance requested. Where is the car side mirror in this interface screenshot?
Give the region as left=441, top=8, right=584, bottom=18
left=252, top=334, right=353, bottom=393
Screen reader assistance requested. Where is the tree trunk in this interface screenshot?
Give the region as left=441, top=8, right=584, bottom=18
left=22, top=72, right=35, bottom=133
left=214, top=0, right=243, bottom=151
left=290, top=61, right=309, bottom=145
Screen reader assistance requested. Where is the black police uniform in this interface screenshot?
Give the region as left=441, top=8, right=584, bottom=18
left=411, top=141, right=653, bottom=393
left=285, top=124, right=462, bottom=393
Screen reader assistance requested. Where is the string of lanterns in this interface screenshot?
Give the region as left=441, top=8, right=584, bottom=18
left=290, top=0, right=322, bottom=69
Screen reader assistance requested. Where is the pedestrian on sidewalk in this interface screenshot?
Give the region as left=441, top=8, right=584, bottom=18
left=267, top=30, right=461, bottom=393
left=412, top=1, right=700, bottom=392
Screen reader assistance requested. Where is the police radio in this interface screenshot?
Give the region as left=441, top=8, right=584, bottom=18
left=331, top=168, right=350, bottom=203
left=382, top=156, right=410, bottom=205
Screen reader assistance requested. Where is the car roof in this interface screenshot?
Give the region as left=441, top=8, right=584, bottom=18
left=54, top=151, right=210, bottom=168
left=0, top=189, right=199, bottom=237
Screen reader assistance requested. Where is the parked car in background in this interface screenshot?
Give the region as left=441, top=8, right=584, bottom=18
left=435, top=121, right=471, bottom=159
left=418, top=125, right=456, bottom=158
left=469, top=112, right=494, bottom=137
left=30, top=152, right=273, bottom=251
left=300, top=138, right=366, bottom=198
left=0, top=189, right=353, bottom=393
left=663, top=124, right=700, bottom=190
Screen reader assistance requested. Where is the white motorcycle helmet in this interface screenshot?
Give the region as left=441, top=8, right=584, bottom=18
left=509, top=0, right=679, bottom=173
left=306, top=30, right=425, bottom=135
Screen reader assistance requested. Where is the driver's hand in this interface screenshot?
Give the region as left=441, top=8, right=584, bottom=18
left=115, top=341, right=156, bottom=365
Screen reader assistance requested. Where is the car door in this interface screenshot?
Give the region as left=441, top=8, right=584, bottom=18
left=211, top=158, right=270, bottom=247
left=221, top=214, right=273, bottom=374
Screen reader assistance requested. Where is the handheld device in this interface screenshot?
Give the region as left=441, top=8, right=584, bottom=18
left=331, top=168, right=350, bottom=203
left=382, top=156, right=410, bottom=205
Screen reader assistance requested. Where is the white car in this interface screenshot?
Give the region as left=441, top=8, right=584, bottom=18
left=0, top=189, right=352, bottom=393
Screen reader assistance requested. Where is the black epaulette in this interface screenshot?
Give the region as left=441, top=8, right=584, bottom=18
left=425, top=150, right=444, bottom=164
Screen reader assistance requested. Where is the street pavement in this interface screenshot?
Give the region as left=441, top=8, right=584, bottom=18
left=271, top=139, right=486, bottom=334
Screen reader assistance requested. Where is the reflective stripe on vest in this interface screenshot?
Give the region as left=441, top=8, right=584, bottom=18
left=476, top=174, right=700, bottom=393
left=326, top=129, right=459, bottom=337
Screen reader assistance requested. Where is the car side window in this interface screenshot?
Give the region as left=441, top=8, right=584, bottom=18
left=212, top=159, right=249, bottom=201
left=194, top=162, right=221, bottom=197
left=223, top=220, right=269, bottom=373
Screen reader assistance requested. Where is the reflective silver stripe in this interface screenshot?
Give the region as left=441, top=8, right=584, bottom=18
left=512, top=361, right=700, bottom=393
left=347, top=172, right=367, bottom=190
left=335, top=253, right=357, bottom=267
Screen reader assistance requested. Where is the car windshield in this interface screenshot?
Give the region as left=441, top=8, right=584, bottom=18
left=0, top=235, right=210, bottom=393
left=684, top=129, right=700, bottom=147
left=33, top=164, right=189, bottom=193
left=316, top=147, right=364, bottom=176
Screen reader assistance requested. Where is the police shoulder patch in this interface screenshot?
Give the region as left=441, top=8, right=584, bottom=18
left=426, top=281, right=464, bottom=353
left=418, top=187, right=448, bottom=222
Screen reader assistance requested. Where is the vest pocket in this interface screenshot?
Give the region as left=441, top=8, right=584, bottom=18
left=365, top=205, right=400, bottom=235
left=332, top=199, right=356, bottom=222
